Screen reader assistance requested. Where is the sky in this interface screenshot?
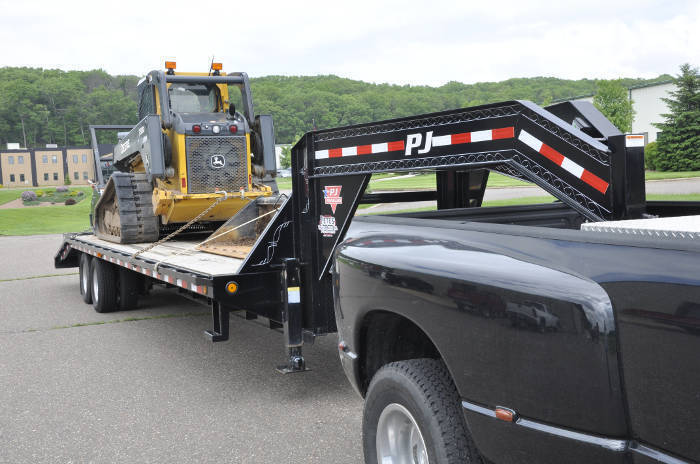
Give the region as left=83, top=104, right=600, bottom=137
left=1, top=0, right=698, bottom=87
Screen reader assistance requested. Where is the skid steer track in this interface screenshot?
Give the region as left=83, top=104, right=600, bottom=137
left=93, top=172, right=159, bottom=244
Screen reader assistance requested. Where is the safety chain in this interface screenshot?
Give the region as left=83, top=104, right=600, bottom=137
left=131, top=191, right=229, bottom=260
left=150, top=207, right=281, bottom=273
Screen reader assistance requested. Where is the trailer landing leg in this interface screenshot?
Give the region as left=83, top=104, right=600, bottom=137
left=276, top=347, right=308, bottom=374
left=204, top=301, right=229, bottom=342
left=276, top=258, right=309, bottom=374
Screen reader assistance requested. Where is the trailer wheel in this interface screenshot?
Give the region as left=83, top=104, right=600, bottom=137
left=79, top=253, right=93, bottom=304
left=118, top=267, right=142, bottom=310
left=363, top=358, right=480, bottom=464
left=91, top=259, right=118, bottom=313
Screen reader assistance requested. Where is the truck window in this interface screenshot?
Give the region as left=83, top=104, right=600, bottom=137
left=168, top=84, right=219, bottom=113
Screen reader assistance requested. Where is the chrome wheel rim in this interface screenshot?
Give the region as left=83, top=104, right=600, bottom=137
left=92, top=265, right=99, bottom=304
left=376, top=403, right=429, bottom=464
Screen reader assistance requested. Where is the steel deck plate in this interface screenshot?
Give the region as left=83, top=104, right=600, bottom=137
left=582, top=215, right=700, bottom=239
left=75, top=235, right=245, bottom=277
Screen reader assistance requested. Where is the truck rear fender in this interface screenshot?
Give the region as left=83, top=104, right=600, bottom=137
left=357, top=310, right=444, bottom=395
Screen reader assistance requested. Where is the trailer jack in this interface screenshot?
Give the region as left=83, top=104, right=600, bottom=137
left=205, top=301, right=229, bottom=342
left=276, top=346, right=308, bottom=374
left=276, top=258, right=309, bottom=374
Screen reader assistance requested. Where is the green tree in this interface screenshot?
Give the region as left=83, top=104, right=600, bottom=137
left=279, top=132, right=305, bottom=168
left=644, top=141, right=659, bottom=170
left=0, top=66, right=675, bottom=148
left=593, top=79, right=635, bottom=132
left=653, top=63, right=700, bottom=171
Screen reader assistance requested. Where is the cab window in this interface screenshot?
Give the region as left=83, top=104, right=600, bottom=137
left=168, top=84, right=219, bottom=113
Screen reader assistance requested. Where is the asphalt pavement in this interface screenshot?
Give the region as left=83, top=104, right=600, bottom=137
left=0, top=235, right=363, bottom=463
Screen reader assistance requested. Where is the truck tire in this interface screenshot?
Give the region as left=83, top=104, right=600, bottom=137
left=363, top=358, right=480, bottom=464
left=91, top=259, right=118, bottom=313
left=118, top=267, right=142, bottom=310
left=79, top=253, right=93, bottom=304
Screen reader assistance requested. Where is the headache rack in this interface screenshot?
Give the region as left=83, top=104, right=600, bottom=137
left=58, top=99, right=646, bottom=372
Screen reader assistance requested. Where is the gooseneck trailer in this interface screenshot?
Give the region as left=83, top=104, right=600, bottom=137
left=56, top=99, right=699, bottom=463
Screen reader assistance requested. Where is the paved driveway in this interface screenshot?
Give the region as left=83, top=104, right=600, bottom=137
left=0, top=235, right=363, bottom=463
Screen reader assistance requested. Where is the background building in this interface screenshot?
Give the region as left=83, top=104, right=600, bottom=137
left=572, top=80, right=675, bottom=143
left=0, top=146, right=95, bottom=188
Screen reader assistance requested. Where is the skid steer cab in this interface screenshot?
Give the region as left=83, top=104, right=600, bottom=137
left=92, top=61, right=278, bottom=244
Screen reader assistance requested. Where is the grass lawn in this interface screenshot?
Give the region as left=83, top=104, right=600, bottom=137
left=645, top=171, right=700, bottom=180
left=0, top=188, right=92, bottom=236
left=0, top=186, right=91, bottom=206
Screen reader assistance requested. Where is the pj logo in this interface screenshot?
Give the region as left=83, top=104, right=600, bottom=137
left=323, top=185, right=342, bottom=213
left=210, top=155, right=226, bottom=169
left=404, top=131, right=435, bottom=156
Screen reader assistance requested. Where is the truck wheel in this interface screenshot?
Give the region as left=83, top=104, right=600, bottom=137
left=79, top=253, right=93, bottom=304
left=363, top=358, right=480, bottom=464
left=118, top=267, right=142, bottom=310
left=91, top=259, right=118, bottom=313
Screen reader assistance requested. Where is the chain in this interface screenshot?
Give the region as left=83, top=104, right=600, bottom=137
left=131, top=191, right=229, bottom=260
left=150, top=207, right=281, bottom=273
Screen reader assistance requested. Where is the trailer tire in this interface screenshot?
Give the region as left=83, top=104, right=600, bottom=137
left=79, top=253, right=93, bottom=304
left=91, top=259, right=118, bottom=313
left=118, top=267, right=142, bottom=310
left=363, top=358, right=480, bottom=464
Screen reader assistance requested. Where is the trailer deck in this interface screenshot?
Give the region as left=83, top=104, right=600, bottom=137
left=59, top=233, right=247, bottom=298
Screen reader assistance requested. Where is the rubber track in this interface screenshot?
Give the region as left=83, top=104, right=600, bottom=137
left=94, top=172, right=159, bottom=244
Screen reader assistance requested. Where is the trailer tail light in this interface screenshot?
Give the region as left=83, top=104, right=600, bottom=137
left=192, top=125, right=201, bottom=133
left=494, top=408, right=515, bottom=422
left=181, top=177, right=186, bottom=189
left=229, top=125, right=237, bottom=134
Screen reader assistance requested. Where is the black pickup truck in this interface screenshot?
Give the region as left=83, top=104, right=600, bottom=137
left=56, top=99, right=699, bottom=463
left=334, top=206, right=700, bottom=464
left=316, top=103, right=699, bottom=463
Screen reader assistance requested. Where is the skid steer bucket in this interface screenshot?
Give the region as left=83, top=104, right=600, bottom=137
left=196, top=196, right=282, bottom=258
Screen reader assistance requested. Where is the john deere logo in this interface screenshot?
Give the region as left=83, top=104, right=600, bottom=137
left=210, top=155, right=226, bottom=169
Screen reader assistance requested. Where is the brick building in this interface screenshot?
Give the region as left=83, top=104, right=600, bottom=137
left=0, top=146, right=95, bottom=188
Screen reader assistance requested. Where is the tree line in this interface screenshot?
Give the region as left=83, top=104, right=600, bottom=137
left=0, top=66, right=673, bottom=150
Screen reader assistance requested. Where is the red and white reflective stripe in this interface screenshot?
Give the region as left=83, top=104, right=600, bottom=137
left=314, top=126, right=515, bottom=160
left=73, top=243, right=209, bottom=295
left=431, top=127, right=514, bottom=147
left=518, top=130, right=609, bottom=194
left=315, top=140, right=405, bottom=160
left=190, top=283, right=206, bottom=294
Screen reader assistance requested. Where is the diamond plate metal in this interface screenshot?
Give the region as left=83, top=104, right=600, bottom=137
left=186, top=136, right=248, bottom=194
